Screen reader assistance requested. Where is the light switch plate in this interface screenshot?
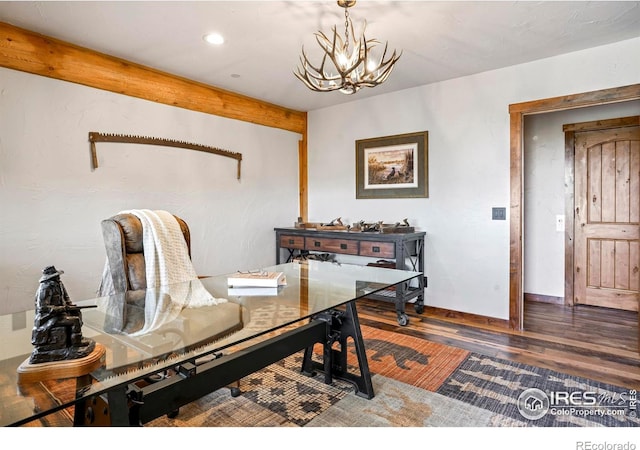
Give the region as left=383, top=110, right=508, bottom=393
left=492, top=207, right=506, bottom=220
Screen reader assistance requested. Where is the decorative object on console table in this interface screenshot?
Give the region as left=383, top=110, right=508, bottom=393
left=227, top=270, right=287, bottom=288
left=352, top=220, right=384, bottom=232
left=17, top=266, right=105, bottom=384
left=294, top=217, right=350, bottom=231
left=352, top=218, right=415, bottom=233
left=316, top=217, right=350, bottom=231
left=356, top=131, right=428, bottom=199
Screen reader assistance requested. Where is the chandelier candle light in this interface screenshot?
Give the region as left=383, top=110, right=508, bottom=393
left=295, top=0, right=401, bottom=94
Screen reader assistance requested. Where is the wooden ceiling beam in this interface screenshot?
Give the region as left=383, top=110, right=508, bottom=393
left=0, top=21, right=307, bottom=135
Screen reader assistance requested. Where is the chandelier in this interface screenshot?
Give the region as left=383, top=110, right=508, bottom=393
left=294, top=0, right=401, bottom=95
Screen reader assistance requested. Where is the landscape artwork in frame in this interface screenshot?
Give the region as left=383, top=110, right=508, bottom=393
left=356, top=131, right=428, bottom=199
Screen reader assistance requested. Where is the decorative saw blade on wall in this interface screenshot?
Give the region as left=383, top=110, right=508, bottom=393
left=88, top=132, right=242, bottom=180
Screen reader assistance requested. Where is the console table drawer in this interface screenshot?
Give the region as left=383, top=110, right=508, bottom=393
left=359, top=241, right=395, bottom=258
left=279, top=235, right=305, bottom=250
left=305, top=237, right=359, bottom=255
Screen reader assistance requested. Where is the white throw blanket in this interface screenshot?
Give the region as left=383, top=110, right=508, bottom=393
left=133, top=209, right=199, bottom=289
left=99, top=209, right=226, bottom=336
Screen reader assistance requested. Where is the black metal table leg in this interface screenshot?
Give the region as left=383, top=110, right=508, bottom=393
left=75, top=384, right=131, bottom=426
left=302, top=301, right=374, bottom=399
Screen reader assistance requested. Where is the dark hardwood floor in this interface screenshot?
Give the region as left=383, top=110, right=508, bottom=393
left=356, top=298, right=640, bottom=390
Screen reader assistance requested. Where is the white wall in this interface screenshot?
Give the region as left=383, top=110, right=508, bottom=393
left=0, top=68, right=301, bottom=314
left=307, top=37, right=640, bottom=320
left=2, top=37, right=639, bottom=320
left=523, top=101, right=640, bottom=299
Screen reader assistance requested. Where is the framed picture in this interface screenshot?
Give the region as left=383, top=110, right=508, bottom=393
left=356, top=131, right=429, bottom=199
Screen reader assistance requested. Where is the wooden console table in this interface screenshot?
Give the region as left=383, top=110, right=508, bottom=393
left=274, top=227, right=425, bottom=325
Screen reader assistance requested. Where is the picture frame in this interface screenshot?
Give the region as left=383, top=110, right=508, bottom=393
left=356, top=131, right=429, bottom=199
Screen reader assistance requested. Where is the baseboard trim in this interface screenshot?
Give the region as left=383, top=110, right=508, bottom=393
left=524, top=293, right=565, bottom=305
left=420, top=305, right=510, bottom=330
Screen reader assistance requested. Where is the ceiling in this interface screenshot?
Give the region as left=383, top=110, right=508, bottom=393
left=1, top=1, right=639, bottom=112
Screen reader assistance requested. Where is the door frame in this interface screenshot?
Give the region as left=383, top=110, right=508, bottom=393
left=508, top=84, right=640, bottom=330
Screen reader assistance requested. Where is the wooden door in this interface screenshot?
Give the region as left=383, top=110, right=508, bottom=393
left=573, top=119, right=640, bottom=311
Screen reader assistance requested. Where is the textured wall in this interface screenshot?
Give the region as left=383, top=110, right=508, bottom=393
left=307, top=37, right=640, bottom=320
left=0, top=68, right=301, bottom=314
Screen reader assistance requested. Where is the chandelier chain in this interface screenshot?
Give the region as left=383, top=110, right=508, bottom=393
left=344, top=7, right=350, bottom=52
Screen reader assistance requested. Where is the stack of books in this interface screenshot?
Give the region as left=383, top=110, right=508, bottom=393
left=227, top=271, right=287, bottom=296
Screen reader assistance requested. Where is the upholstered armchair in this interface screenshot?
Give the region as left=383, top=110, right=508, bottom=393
left=100, top=212, right=191, bottom=294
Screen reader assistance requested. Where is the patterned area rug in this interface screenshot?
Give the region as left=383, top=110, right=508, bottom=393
left=148, top=325, right=639, bottom=427
left=436, top=353, right=638, bottom=427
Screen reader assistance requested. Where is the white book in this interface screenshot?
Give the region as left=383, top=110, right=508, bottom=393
left=227, top=286, right=283, bottom=297
left=227, top=271, right=286, bottom=288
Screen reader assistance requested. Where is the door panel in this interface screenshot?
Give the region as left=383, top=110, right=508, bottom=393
left=574, top=125, right=640, bottom=311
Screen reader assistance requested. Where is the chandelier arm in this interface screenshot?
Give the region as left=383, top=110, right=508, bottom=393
left=295, top=72, right=343, bottom=92
left=310, top=30, right=344, bottom=81
left=295, top=73, right=343, bottom=92
left=299, top=46, right=329, bottom=78
left=318, top=27, right=358, bottom=80
left=299, top=45, right=343, bottom=85
left=360, top=33, right=372, bottom=72
left=316, top=29, right=344, bottom=77
left=349, top=17, right=360, bottom=49
left=378, top=42, right=402, bottom=67
left=376, top=51, right=402, bottom=83
left=294, top=61, right=340, bottom=90
left=366, top=43, right=390, bottom=81
left=314, top=28, right=340, bottom=53
left=297, top=48, right=319, bottom=72
left=335, top=33, right=366, bottom=75
left=295, top=49, right=344, bottom=92
left=364, top=42, right=401, bottom=84
left=295, top=72, right=338, bottom=92
left=306, top=70, right=343, bottom=85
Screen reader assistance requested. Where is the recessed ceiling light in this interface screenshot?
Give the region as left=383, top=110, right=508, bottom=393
left=203, top=33, right=224, bottom=45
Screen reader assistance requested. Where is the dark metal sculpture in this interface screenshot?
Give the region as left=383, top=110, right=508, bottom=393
left=29, top=266, right=96, bottom=364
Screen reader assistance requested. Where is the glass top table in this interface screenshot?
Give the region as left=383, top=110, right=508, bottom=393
left=0, top=260, right=422, bottom=426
